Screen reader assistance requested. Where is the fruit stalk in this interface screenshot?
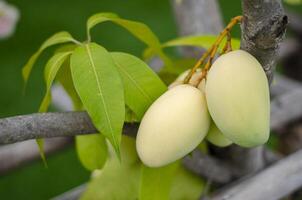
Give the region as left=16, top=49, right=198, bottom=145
left=184, top=15, right=243, bottom=84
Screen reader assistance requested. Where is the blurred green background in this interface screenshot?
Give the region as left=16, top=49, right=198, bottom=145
left=0, top=0, right=298, bottom=199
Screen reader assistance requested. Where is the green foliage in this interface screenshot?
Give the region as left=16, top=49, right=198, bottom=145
left=170, top=165, right=204, bottom=200
left=76, top=134, right=108, bottom=171
left=144, top=35, right=240, bottom=61
left=56, top=60, right=83, bottom=110
left=81, top=136, right=141, bottom=200
left=139, top=162, right=178, bottom=200
left=22, top=32, right=78, bottom=85
left=87, top=12, right=172, bottom=67
left=39, top=51, right=72, bottom=112
left=284, top=0, right=302, bottom=4
left=111, top=52, right=167, bottom=119
left=81, top=137, right=204, bottom=199
left=162, top=35, right=240, bottom=49
left=70, top=43, right=125, bottom=158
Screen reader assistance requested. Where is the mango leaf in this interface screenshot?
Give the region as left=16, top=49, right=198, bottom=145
left=81, top=136, right=140, bottom=200
left=111, top=52, right=167, bottom=120
left=143, top=35, right=240, bottom=60
left=76, top=134, right=108, bottom=171
left=284, top=0, right=302, bottom=5
left=87, top=12, right=172, bottom=68
left=163, top=35, right=240, bottom=50
left=36, top=139, right=47, bottom=167
left=56, top=45, right=82, bottom=110
left=39, top=51, right=73, bottom=112
left=70, top=43, right=125, bottom=157
left=139, top=162, right=179, bottom=200
left=22, top=31, right=78, bottom=85
left=170, top=165, right=205, bottom=200
left=125, top=106, right=139, bottom=123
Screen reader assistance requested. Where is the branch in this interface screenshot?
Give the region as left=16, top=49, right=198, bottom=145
left=209, top=149, right=302, bottom=200
left=240, top=0, right=287, bottom=84
left=0, top=112, right=137, bottom=144
left=182, top=150, right=234, bottom=183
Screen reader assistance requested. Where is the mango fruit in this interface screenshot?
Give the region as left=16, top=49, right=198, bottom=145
left=205, top=50, right=270, bottom=147
left=169, top=69, right=231, bottom=147
left=206, top=122, right=232, bottom=147
left=136, top=84, right=210, bottom=167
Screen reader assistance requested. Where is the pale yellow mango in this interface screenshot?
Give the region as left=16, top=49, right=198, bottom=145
left=205, top=50, right=270, bottom=147
left=136, top=84, right=210, bottom=167
left=206, top=122, right=232, bottom=147
left=169, top=69, right=231, bottom=148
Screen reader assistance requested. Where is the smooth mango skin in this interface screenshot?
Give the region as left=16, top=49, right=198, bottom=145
left=136, top=84, right=210, bottom=167
left=205, top=50, right=270, bottom=147
left=206, top=122, right=232, bottom=147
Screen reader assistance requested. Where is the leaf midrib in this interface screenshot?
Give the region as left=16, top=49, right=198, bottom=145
left=114, top=59, right=152, bottom=104
left=85, top=44, right=117, bottom=148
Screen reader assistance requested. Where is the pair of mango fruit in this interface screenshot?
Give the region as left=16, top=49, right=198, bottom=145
left=136, top=50, right=270, bottom=167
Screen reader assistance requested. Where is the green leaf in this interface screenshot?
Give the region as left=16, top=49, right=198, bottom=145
left=81, top=136, right=140, bottom=200
left=284, top=0, right=302, bottom=5
left=36, top=139, right=47, bottom=167
left=57, top=62, right=83, bottom=110
left=70, top=43, right=125, bottom=157
left=144, top=35, right=240, bottom=60
left=111, top=52, right=167, bottom=120
left=56, top=45, right=82, bottom=110
left=76, top=134, right=108, bottom=171
left=39, top=51, right=72, bottom=112
left=170, top=166, right=205, bottom=200
left=162, top=35, right=240, bottom=50
left=125, top=106, right=139, bottom=123
left=22, top=31, right=78, bottom=85
left=87, top=12, right=172, bottom=67
left=139, top=162, right=178, bottom=200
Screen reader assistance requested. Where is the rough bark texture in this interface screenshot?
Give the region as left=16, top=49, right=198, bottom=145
left=0, top=112, right=137, bottom=144
left=241, top=0, right=287, bottom=84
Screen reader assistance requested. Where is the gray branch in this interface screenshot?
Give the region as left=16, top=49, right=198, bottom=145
left=0, top=112, right=137, bottom=144
left=209, top=149, right=302, bottom=200
left=240, top=0, right=287, bottom=84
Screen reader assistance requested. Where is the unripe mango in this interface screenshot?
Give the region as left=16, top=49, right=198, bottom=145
left=136, top=84, right=210, bottom=167
left=205, top=50, right=270, bottom=147
left=169, top=70, right=231, bottom=147
left=206, top=122, right=232, bottom=147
